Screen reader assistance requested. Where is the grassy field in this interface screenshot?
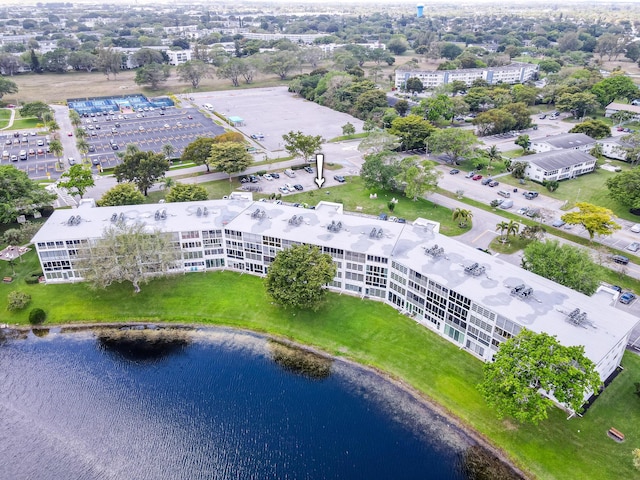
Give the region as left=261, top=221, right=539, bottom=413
left=0, top=252, right=639, bottom=480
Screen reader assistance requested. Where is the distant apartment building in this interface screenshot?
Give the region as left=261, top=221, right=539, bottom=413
left=165, top=49, right=191, bottom=66
left=599, top=136, right=632, bottom=161
left=240, top=32, right=324, bottom=44
left=395, top=62, right=539, bottom=89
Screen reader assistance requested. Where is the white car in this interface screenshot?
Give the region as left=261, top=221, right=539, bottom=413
left=631, top=224, right=640, bottom=233
left=284, top=183, right=295, bottom=192
left=263, top=173, right=273, bottom=181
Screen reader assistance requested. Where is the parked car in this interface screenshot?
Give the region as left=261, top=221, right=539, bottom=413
left=449, top=169, right=460, bottom=175
left=516, top=207, right=528, bottom=215
left=627, top=242, right=640, bottom=252
left=523, top=191, right=538, bottom=199
left=303, top=166, right=314, bottom=174
left=271, top=173, right=280, bottom=179
left=631, top=224, right=640, bottom=233
left=472, top=174, right=483, bottom=181
left=278, top=186, right=289, bottom=194
left=378, top=213, right=388, bottom=221
left=481, top=177, right=492, bottom=185
left=333, top=175, right=346, bottom=183
left=68, top=157, right=76, bottom=165
left=263, top=173, right=273, bottom=181
left=251, top=133, right=264, bottom=140
left=488, top=181, right=499, bottom=187
left=539, top=114, right=546, bottom=119
left=465, top=170, right=476, bottom=178
left=551, top=219, right=566, bottom=227
left=620, top=292, right=636, bottom=304
left=293, top=184, right=304, bottom=191
left=612, top=255, right=630, bottom=265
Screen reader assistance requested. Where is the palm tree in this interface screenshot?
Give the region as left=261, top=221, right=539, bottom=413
left=75, top=127, right=87, bottom=139
left=496, top=220, right=509, bottom=241
left=486, top=145, right=502, bottom=172
left=76, top=138, right=89, bottom=161
left=69, top=110, right=82, bottom=129
left=506, top=220, right=520, bottom=239
left=452, top=208, right=473, bottom=228
left=162, top=177, right=176, bottom=190
left=162, top=143, right=175, bottom=162
left=42, top=111, right=53, bottom=125
left=49, top=139, right=63, bottom=166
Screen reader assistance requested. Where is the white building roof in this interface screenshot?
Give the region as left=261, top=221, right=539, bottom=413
left=531, top=133, right=595, bottom=149
left=392, top=223, right=636, bottom=368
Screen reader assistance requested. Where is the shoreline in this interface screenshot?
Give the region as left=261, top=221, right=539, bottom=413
left=5, top=321, right=530, bottom=479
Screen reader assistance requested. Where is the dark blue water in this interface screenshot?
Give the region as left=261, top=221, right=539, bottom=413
left=0, top=327, right=518, bottom=480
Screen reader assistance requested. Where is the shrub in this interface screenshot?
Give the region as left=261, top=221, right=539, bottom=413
left=256, top=170, right=267, bottom=176
left=28, top=308, right=47, bottom=325
left=24, top=271, right=43, bottom=285
left=7, top=291, right=31, bottom=311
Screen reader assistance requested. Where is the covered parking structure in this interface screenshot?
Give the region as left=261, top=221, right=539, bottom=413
left=68, top=94, right=175, bottom=116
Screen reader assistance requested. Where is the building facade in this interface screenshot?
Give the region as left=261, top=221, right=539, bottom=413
left=521, top=150, right=597, bottom=182
left=395, top=62, right=539, bottom=89
left=32, top=199, right=637, bottom=394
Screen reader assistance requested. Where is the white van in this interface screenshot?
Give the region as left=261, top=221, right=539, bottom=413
left=497, top=190, right=511, bottom=198
left=499, top=199, right=514, bottom=209
left=203, top=103, right=213, bottom=111
left=284, top=168, right=296, bottom=178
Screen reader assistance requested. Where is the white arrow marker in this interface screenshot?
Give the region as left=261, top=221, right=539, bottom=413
left=314, top=153, right=325, bottom=188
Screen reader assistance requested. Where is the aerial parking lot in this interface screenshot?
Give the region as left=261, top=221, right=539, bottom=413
left=189, top=86, right=365, bottom=154
left=81, top=107, right=225, bottom=169
left=0, top=131, right=61, bottom=178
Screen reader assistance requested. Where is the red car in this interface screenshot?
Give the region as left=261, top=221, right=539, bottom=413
left=472, top=174, right=483, bottom=180
left=617, top=127, right=625, bottom=131
left=67, top=131, right=73, bottom=136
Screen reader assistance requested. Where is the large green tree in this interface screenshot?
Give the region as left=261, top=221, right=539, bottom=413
left=394, top=157, right=441, bottom=201
left=97, top=183, right=145, bottom=207
left=360, top=152, right=402, bottom=191
left=282, top=131, right=323, bottom=162
left=114, top=151, right=169, bottom=196
left=165, top=183, right=208, bottom=202
left=568, top=120, right=611, bottom=139
left=57, top=164, right=95, bottom=199
left=176, top=60, right=212, bottom=89
left=19, top=101, right=51, bottom=120
left=0, top=166, right=56, bottom=224
left=388, top=114, right=435, bottom=151
left=591, top=74, right=639, bottom=107
left=208, top=142, right=252, bottom=181
left=555, top=92, right=599, bottom=119
left=561, top=202, right=621, bottom=241
left=0, top=76, right=18, bottom=99
left=607, top=160, right=640, bottom=204
left=77, top=221, right=180, bottom=293
left=134, top=63, right=171, bottom=90
left=357, top=131, right=400, bottom=156
left=479, top=329, right=600, bottom=424
left=181, top=137, right=216, bottom=172
left=522, top=240, right=601, bottom=295
left=427, top=128, right=477, bottom=164
left=265, top=244, right=337, bottom=311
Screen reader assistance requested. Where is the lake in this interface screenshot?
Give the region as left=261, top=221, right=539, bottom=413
left=0, top=326, right=521, bottom=480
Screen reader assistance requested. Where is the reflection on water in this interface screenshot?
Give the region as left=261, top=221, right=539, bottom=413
left=269, top=340, right=333, bottom=380
left=96, top=326, right=192, bottom=363
left=0, top=327, right=523, bottom=480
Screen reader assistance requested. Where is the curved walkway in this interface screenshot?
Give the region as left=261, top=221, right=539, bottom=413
left=0, top=107, right=16, bottom=130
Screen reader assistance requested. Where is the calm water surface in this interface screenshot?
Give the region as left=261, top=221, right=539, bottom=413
left=0, top=326, right=518, bottom=480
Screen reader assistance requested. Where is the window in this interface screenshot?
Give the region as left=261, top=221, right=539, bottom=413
left=366, top=255, right=388, bottom=264
left=181, top=230, right=200, bottom=239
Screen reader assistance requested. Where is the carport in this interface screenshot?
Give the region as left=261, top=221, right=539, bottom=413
left=227, top=116, right=245, bottom=127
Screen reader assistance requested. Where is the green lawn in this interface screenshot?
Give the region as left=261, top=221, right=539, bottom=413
left=10, top=117, right=40, bottom=130
left=0, top=252, right=639, bottom=480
